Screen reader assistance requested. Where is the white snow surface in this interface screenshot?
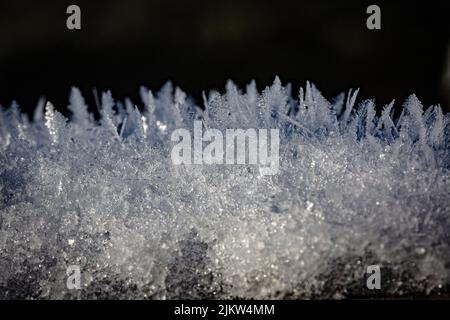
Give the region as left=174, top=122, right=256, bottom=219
left=0, top=78, right=449, bottom=299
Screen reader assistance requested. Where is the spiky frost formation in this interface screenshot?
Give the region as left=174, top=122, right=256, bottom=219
left=0, top=78, right=449, bottom=299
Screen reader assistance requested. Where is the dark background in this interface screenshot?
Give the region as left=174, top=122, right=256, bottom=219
left=0, top=0, right=449, bottom=116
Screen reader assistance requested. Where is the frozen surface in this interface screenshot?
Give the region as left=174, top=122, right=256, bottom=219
left=0, top=78, right=450, bottom=299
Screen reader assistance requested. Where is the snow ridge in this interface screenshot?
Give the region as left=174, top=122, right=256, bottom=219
left=0, top=78, right=449, bottom=299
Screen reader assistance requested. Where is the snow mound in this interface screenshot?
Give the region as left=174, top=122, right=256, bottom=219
left=0, top=78, right=449, bottom=299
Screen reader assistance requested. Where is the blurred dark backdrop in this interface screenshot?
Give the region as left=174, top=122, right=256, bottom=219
left=0, top=0, right=449, bottom=115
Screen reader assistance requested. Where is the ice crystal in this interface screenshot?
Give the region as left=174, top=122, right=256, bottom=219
left=0, top=78, right=449, bottom=299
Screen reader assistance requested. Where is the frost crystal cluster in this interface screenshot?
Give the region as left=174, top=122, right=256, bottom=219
left=0, top=78, right=449, bottom=299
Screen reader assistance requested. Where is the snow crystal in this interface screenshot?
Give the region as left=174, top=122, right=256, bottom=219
left=0, top=78, right=449, bottom=299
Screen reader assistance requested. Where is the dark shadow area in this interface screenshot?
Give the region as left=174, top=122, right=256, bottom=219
left=0, top=0, right=448, bottom=114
